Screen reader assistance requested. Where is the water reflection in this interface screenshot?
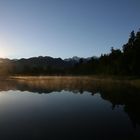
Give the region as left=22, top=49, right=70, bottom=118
left=0, top=77, right=140, bottom=139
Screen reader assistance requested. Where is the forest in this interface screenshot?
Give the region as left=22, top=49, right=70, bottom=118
left=0, top=29, right=140, bottom=76
left=72, top=29, right=140, bottom=76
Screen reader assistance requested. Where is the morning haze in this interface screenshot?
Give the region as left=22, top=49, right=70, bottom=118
left=0, top=0, right=140, bottom=140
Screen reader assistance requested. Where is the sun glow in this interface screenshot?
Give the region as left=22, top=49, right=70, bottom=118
left=0, top=39, right=12, bottom=58
left=0, top=48, right=8, bottom=58
left=0, top=50, right=7, bottom=58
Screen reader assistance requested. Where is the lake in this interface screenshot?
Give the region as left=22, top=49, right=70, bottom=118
left=0, top=77, right=140, bottom=140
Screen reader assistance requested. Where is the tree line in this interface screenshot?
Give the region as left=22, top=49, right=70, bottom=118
left=0, top=29, right=140, bottom=76
left=70, top=29, right=140, bottom=76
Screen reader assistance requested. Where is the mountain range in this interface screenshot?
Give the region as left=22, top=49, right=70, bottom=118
left=0, top=56, right=93, bottom=75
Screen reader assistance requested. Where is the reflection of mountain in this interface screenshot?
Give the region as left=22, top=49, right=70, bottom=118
left=0, top=77, right=140, bottom=127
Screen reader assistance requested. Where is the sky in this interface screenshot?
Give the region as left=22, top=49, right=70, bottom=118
left=0, top=0, right=140, bottom=59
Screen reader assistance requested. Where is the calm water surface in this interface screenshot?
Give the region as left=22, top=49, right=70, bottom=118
left=0, top=77, right=140, bottom=140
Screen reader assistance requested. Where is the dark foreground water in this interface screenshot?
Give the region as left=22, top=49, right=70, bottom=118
left=0, top=77, right=140, bottom=140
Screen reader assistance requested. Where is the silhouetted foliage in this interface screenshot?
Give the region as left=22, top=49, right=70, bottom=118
left=71, top=29, right=140, bottom=76
left=0, top=29, right=140, bottom=76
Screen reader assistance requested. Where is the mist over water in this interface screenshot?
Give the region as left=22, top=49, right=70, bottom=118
left=0, top=77, right=140, bottom=140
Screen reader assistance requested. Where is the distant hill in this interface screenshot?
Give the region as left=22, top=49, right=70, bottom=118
left=0, top=29, right=139, bottom=76
left=0, top=56, right=93, bottom=75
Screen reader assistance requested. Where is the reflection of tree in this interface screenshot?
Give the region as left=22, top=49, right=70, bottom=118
left=0, top=77, right=140, bottom=127
left=98, top=85, right=140, bottom=127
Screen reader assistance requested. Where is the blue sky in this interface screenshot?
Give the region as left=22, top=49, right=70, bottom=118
left=0, top=0, right=140, bottom=59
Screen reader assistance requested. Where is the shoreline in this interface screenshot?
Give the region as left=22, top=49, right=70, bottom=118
left=9, top=75, right=140, bottom=88
left=10, top=75, right=140, bottom=80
